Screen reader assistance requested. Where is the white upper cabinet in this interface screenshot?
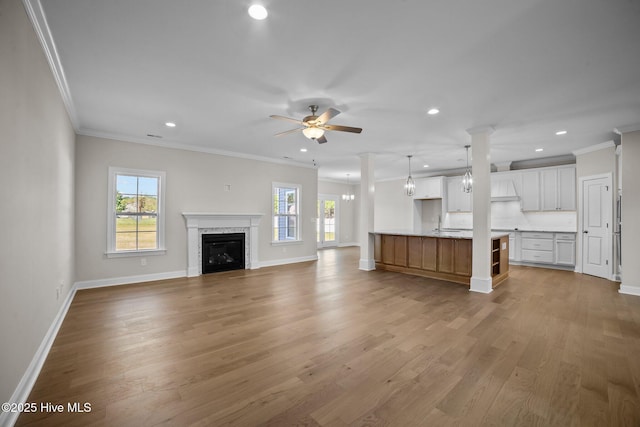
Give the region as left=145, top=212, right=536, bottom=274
left=541, top=166, right=576, bottom=211
left=446, top=176, right=472, bottom=212
left=440, top=165, right=575, bottom=213
left=557, top=166, right=577, bottom=211
left=413, top=176, right=444, bottom=199
left=520, top=171, right=541, bottom=211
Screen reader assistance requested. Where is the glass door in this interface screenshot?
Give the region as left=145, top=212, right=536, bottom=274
left=317, top=195, right=338, bottom=248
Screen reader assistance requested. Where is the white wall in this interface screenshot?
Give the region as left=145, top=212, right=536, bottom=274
left=318, top=180, right=360, bottom=245
left=374, top=179, right=416, bottom=231
left=0, top=0, right=76, bottom=404
left=620, top=130, right=640, bottom=293
left=75, top=135, right=318, bottom=282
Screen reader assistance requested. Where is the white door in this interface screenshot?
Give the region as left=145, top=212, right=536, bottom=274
left=317, top=196, right=338, bottom=248
left=582, top=176, right=611, bottom=278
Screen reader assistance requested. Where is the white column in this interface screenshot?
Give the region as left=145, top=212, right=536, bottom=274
left=186, top=224, right=199, bottom=277
left=468, top=126, right=494, bottom=293
left=617, top=124, right=640, bottom=296
left=249, top=217, right=261, bottom=270
left=359, top=153, right=376, bottom=270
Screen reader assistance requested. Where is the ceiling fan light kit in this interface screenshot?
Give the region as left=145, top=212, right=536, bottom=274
left=270, top=104, right=362, bottom=144
left=302, top=126, right=324, bottom=140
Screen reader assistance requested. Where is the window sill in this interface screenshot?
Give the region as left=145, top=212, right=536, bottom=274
left=271, top=240, right=303, bottom=246
left=106, top=249, right=167, bottom=258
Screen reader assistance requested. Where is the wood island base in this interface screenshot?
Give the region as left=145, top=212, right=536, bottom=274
left=373, top=232, right=509, bottom=288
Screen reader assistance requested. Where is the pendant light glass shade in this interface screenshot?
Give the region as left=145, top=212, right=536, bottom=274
left=405, top=155, right=415, bottom=196
left=342, top=174, right=355, bottom=201
left=461, top=145, right=472, bottom=193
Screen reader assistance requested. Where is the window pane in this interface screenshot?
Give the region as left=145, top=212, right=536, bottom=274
left=116, top=175, right=137, bottom=195
left=324, top=200, right=335, bottom=241
left=139, top=195, right=157, bottom=213
left=273, top=185, right=299, bottom=242
left=138, top=176, right=158, bottom=196
left=138, top=232, right=157, bottom=249
left=116, top=194, right=138, bottom=213
left=138, top=215, right=157, bottom=232
left=116, top=232, right=138, bottom=251
left=116, top=215, right=137, bottom=232
left=111, top=169, right=163, bottom=252
left=274, top=187, right=296, bottom=214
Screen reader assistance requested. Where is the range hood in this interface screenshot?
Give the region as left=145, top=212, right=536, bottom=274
left=491, top=180, right=520, bottom=202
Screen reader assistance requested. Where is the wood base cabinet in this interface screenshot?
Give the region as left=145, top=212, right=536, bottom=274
left=374, top=233, right=509, bottom=287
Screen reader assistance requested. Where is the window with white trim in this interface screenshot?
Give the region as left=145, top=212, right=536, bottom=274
left=107, top=167, right=166, bottom=257
left=272, top=182, right=301, bottom=243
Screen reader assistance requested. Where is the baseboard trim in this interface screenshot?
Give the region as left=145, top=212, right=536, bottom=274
left=0, top=285, right=77, bottom=427
left=257, top=255, right=318, bottom=268
left=619, top=284, right=640, bottom=297
left=470, top=276, right=493, bottom=294
left=338, top=242, right=360, bottom=248
left=359, top=258, right=376, bottom=271
left=75, top=270, right=187, bottom=290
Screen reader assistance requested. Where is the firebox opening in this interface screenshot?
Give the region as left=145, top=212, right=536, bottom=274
left=202, top=233, right=245, bottom=274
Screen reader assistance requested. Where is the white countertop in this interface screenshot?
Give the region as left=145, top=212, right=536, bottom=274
left=450, top=227, right=577, bottom=233
left=373, top=230, right=510, bottom=239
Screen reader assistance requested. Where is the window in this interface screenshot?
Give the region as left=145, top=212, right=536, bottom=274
left=272, top=183, right=300, bottom=243
left=107, top=167, right=166, bottom=257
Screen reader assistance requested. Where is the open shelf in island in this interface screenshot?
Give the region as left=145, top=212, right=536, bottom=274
left=373, top=231, right=509, bottom=287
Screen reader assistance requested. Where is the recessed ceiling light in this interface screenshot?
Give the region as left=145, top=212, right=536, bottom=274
left=535, top=148, right=544, bottom=152
left=423, top=164, right=429, bottom=168
left=300, top=148, right=307, bottom=152
left=248, top=4, right=268, bottom=20
left=165, top=122, right=176, bottom=128
left=555, top=130, right=567, bottom=135
left=427, top=108, right=440, bottom=115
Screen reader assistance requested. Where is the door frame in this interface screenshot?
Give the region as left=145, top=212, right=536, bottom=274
left=317, top=194, right=339, bottom=248
left=576, top=172, right=613, bottom=280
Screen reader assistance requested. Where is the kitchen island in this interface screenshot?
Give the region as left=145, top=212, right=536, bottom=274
left=373, top=230, right=510, bottom=287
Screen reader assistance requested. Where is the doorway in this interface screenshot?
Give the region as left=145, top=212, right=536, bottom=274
left=317, top=195, right=338, bottom=248
left=580, top=174, right=612, bottom=279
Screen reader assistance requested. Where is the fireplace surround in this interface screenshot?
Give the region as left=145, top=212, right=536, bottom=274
left=182, top=213, right=263, bottom=277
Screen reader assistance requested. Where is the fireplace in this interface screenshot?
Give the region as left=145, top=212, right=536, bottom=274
left=182, top=213, right=263, bottom=277
left=202, top=233, right=245, bottom=274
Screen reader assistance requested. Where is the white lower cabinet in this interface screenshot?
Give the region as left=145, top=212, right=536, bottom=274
left=521, top=232, right=554, bottom=263
left=555, top=233, right=576, bottom=265
left=516, top=231, right=576, bottom=267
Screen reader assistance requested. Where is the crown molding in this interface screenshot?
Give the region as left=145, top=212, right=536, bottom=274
left=22, top=0, right=79, bottom=130
left=614, top=123, right=640, bottom=134
left=76, top=128, right=317, bottom=170
left=572, top=140, right=615, bottom=156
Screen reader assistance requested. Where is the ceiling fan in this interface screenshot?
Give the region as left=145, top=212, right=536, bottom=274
left=270, top=105, right=362, bottom=144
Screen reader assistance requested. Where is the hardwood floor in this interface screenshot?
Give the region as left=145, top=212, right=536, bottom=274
left=17, top=247, right=640, bottom=426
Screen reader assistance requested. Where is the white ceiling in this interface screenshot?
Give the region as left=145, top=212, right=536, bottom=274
left=36, top=0, right=640, bottom=182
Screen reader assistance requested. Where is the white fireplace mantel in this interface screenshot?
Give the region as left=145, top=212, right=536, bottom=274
left=182, top=212, right=264, bottom=277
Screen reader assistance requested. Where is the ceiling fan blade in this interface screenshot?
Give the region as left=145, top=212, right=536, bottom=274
left=274, top=128, right=302, bottom=137
left=322, top=124, right=363, bottom=134
left=316, top=108, right=340, bottom=125
left=270, top=115, right=304, bottom=125
left=316, top=134, right=328, bottom=144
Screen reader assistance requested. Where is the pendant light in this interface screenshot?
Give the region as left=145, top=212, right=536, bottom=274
left=405, top=155, right=415, bottom=196
left=461, top=145, right=472, bottom=193
left=342, top=174, right=355, bottom=201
